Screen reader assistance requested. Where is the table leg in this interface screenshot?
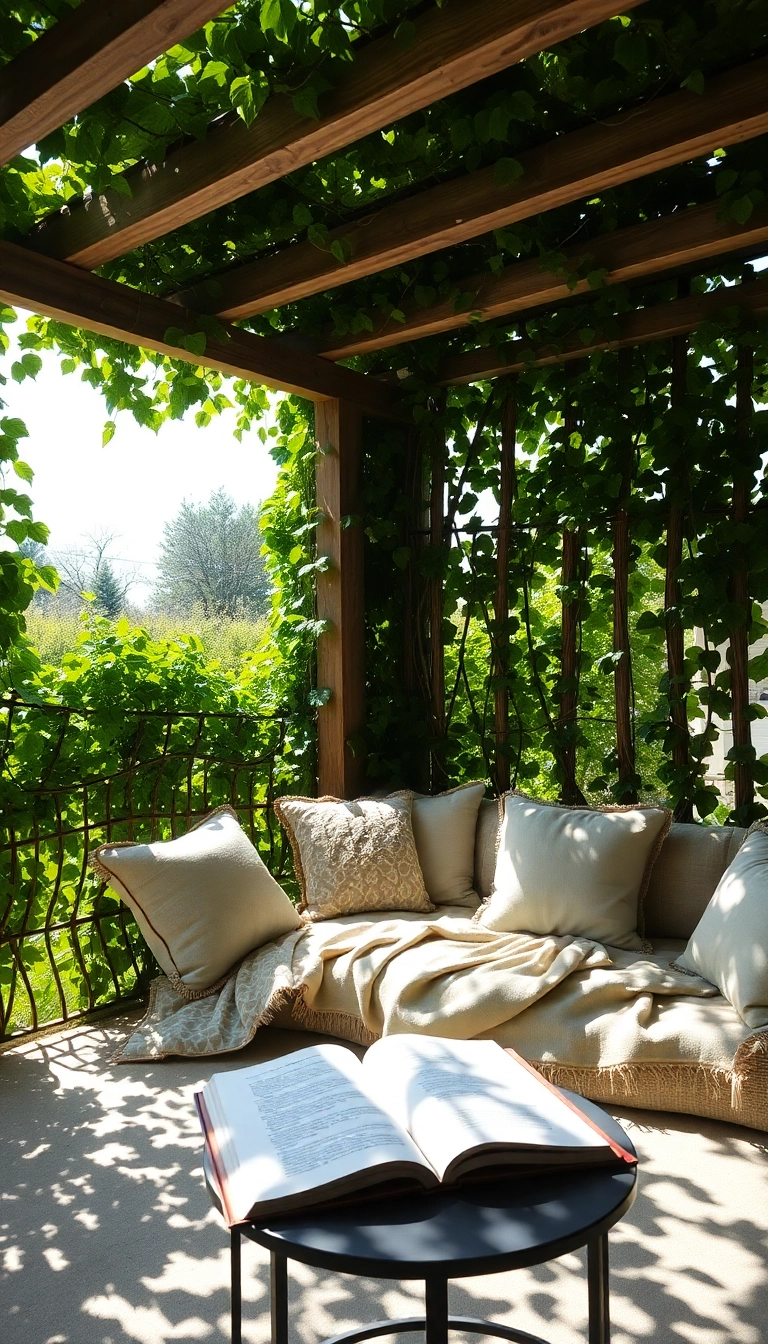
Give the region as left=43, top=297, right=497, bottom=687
left=587, top=1234, right=610, bottom=1344
left=425, top=1276, right=449, bottom=1344
left=271, top=1250, right=289, bottom=1344
left=231, top=1227, right=242, bottom=1344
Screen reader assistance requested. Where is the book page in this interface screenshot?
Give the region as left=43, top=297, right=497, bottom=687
left=363, top=1036, right=608, bottom=1182
left=204, top=1044, right=431, bottom=1222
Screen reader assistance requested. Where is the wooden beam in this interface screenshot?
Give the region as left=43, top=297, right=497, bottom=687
left=0, top=0, right=230, bottom=168
left=0, top=238, right=404, bottom=417
left=315, top=400, right=366, bottom=799
left=437, top=272, right=768, bottom=384
left=174, top=56, right=768, bottom=321
left=318, top=201, right=768, bottom=359
left=27, top=0, right=643, bottom=269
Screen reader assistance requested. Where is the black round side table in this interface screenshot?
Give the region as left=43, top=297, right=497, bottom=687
left=203, top=1089, right=636, bottom=1344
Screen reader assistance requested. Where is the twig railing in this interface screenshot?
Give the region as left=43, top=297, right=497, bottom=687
left=0, top=696, right=293, bottom=1042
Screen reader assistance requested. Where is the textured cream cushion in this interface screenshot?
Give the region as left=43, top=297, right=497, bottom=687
left=409, top=782, right=485, bottom=907
left=274, top=793, right=434, bottom=922
left=475, top=798, right=501, bottom=902
left=677, top=826, right=768, bottom=1028
left=88, top=806, right=301, bottom=999
left=476, top=793, right=670, bottom=949
left=644, top=822, right=747, bottom=940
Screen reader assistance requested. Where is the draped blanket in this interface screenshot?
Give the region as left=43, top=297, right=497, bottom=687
left=115, top=911, right=720, bottom=1064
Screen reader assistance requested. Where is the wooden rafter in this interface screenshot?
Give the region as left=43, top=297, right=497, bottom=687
left=26, top=0, right=644, bottom=269
left=0, top=238, right=404, bottom=417
left=436, top=273, right=768, bottom=384
left=317, top=201, right=768, bottom=359
left=0, top=0, right=231, bottom=169
left=175, top=56, right=768, bottom=322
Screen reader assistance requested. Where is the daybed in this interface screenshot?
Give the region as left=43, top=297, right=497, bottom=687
left=110, top=799, right=768, bottom=1135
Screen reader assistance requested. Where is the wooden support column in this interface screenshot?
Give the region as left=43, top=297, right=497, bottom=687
left=429, top=412, right=447, bottom=790
left=613, top=348, right=637, bottom=801
left=558, top=391, right=587, bottom=806
left=729, top=344, right=755, bottom=814
left=494, top=391, right=517, bottom=794
left=666, top=294, right=693, bottom=822
left=315, top=400, right=366, bottom=799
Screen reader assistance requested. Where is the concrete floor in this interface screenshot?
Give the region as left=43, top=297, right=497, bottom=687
left=2, top=1013, right=768, bottom=1344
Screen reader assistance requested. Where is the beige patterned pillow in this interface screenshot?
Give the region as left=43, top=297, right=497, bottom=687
left=274, top=793, right=435, bottom=922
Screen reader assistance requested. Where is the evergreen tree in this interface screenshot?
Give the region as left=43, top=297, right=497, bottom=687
left=92, top=560, right=124, bottom=619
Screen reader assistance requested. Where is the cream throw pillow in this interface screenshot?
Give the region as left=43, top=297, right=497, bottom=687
left=407, top=782, right=485, bottom=907
left=476, top=792, right=670, bottom=950
left=676, top=826, right=768, bottom=1028
left=274, top=793, right=434, bottom=922
left=88, top=805, right=301, bottom=999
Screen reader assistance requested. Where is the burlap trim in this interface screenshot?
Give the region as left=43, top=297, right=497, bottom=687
left=472, top=790, right=671, bottom=944
left=273, top=790, right=420, bottom=918
left=734, top=1026, right=768, bottom=1082
left=89, top=805, right=250, bottom=1003
left=534, top=1056, right=768, bottom=1130
left=290, top=987, right=379, bottom=1047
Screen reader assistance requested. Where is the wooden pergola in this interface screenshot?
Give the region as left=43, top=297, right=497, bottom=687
left=1, top=0, right=766, bottom=800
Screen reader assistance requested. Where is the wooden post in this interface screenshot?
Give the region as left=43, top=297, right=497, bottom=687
left=429, top=412, right=447, bottom=790
left=729, top=344, right=755, bottom=813
left=494, top=391, right=517, bottom=794
left=404, top=425, right=431, bottom=792
left=666, top=306, right=692, bottom=821
left=315, top=399, right=366, bottom=798
left=613, top=348, right=637, bottom=801
left=558, top=391, right=586, bottom=806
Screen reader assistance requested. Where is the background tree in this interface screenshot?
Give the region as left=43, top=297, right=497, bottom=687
left=154, top=490, right=269, bottom=618
left=44, top=531, right=134, bottom=615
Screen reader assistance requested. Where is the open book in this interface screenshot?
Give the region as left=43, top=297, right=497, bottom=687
left=195, top=1036, right=635, bottom=1226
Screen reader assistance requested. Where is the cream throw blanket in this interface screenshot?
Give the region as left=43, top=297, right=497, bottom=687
left=116, top=911, right=720, bottom=1063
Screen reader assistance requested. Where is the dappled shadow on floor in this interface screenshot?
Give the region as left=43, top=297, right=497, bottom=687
left=2, top=1018, right=768, bottom=1344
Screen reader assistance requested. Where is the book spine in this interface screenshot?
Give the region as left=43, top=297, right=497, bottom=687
left=194, top=1089, right=242, bottom=1227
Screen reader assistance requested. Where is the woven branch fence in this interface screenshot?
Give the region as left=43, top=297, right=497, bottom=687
left=0, top=695, right=292, bottom=1043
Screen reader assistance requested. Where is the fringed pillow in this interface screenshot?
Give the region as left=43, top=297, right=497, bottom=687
left=274, top=793, right=434, bottom=922
left=475, top=792, right=670, bottom=950
left=88, top=805, right=301, bottom=999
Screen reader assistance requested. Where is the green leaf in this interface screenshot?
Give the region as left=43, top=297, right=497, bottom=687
left=681, top=69, right=704, bottom=95
left=613, top=30, right=648, bottom=73
left=293, top=86, right=320, bottom=120
left=102, top=420, right=116, bottom=447
left=493, top=157, right=523, bottom=187
left=183, top=331, right=207, bottom=357
left=12, top=459, right=34, bottom=482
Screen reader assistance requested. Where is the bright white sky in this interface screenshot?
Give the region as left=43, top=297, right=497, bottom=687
left=3, top=312, right=280, bottom=605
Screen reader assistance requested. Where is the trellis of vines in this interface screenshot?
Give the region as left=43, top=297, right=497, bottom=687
left=0, top=695, right=295, bottom=1041
left=361, top=316, right=768, bottom=825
